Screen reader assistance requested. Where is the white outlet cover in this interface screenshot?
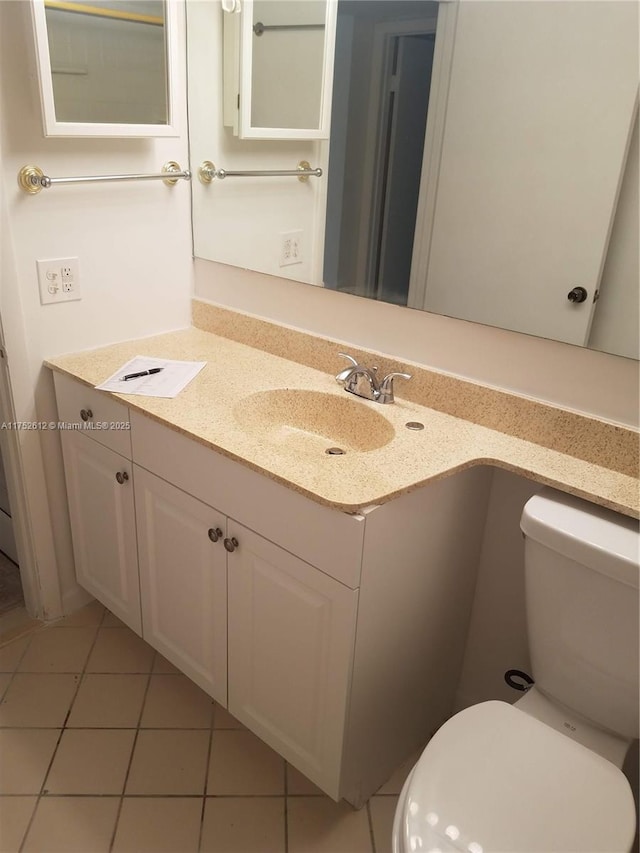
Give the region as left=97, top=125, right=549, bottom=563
left=36, top=257, right=80, bottom=304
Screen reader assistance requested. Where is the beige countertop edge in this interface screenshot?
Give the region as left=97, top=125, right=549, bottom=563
left=45, top=351, right=639, bottom=520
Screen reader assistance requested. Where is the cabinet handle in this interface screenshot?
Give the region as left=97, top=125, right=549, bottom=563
left=208, top=527, right=223, bottom=543
left=115, top=471, right=129, bottom=485
left=80, top=408, right=93, bottom=421
left=223, top=537, right=239, bottom=553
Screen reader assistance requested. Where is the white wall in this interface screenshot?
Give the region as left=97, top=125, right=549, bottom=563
left=0, top=0, right=193, bottom=616
left=455, top=468, right=539, bottom=711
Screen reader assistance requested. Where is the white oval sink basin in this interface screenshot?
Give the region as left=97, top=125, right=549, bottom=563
left=233, top=389, right=395, bottom=454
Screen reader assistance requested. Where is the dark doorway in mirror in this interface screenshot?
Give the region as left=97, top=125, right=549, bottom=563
left=324, top=1, right=438, bottom=306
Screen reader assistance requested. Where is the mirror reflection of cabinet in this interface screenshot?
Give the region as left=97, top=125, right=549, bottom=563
left=222, top=0, right=336, bottom=139
left=31, top=0, right=181, bottom=137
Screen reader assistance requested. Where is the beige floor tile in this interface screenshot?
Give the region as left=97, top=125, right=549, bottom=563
left=287, top=763, right=325, bottom=796
left=0, top=609, right=40, bottom=649
left=152, top=653, right=181, bottom=674
left=201, top=796, right=285, bottom=853
left=18, top=627, right=97, bottom=673
left=0, top=796, right=36, bottom=851
left=212, top=702, right=245, bottom=730
left=44, top=728, right=135, bottom=794
left=0, top=729, right=60, bottom=794
left=376, top=749, right=422, bottom=795
left=112, top=797, right=202, bottom=853
left=67, top=674, right=148, bottom=728
left=126, top=729, right=210, bottom=795
left=207, top=730, right=285, bottom=796
left=54, top=600, right=105, bottom=628
left=22, top=795, right=120, bottom=853
left=0, top=673, right=79, bottom=727
left=140, top=673, right=213, bottom=729
left=0, top=636, right=31, bottom=672
left=369, top=796, right=399, bottom=853
left=287, top=797, right=373, bottom=853
left=86, top=628, right=155, bottom=673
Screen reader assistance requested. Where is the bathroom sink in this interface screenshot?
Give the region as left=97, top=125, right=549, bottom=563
left=233, top=389, right=395, bottom=454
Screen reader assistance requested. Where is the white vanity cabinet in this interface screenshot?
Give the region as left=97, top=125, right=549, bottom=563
left=226, top=521, right=358, bottom=796
left=134, top=467, right=228, bottom=704
left=134, top=460, right=358, bottom=795
left=131, top=410, right=361, bottom=797
left=55, top=375, right=141, bottom=635
left=54, top=372, right=491, bottom=807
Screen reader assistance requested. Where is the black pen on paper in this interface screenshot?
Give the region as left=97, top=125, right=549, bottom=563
left=120, top=368, right=164, bottom=382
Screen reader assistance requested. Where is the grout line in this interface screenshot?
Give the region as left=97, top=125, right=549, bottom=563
left=366, top=799, right=377, bottom=853
left=284, top=762, right=289, bottom=853
left=108, top=651, right=155, bottom=853
left=196, top=698, right=216, bottom=851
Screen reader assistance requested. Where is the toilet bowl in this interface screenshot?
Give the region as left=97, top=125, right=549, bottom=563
left=391, top=700, right=636, bottom=853
left=392, top=488, right=639, bottom=853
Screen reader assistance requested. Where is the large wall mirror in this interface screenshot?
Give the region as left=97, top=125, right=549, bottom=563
left=188, top=0, right=639, bottom=360
left=31, top=0, right=181, bottom=136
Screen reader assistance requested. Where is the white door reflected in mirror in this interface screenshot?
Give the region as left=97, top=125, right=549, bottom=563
left=31, top=0, right=181, bottom=137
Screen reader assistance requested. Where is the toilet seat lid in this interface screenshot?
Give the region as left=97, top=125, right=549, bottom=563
left=401, top=701, right=636, bottom=853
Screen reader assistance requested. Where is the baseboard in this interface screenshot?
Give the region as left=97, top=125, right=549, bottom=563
left=61, top=583, right=94, bottom=618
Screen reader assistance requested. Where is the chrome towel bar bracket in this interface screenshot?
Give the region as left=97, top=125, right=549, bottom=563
left=198, top=160, right=322, bottom=183
left=18, top=162, right=191, bottom=194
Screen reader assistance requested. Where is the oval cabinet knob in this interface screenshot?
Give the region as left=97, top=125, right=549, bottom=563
left=80, top=408, right=93, bottom=421
left=223, top=536, right=239, bottom=553
left=567, top=286, right=588, bottom=304
left=115, top=471, right=129, bottom=485
left=208, top=527, right=223, bottom=543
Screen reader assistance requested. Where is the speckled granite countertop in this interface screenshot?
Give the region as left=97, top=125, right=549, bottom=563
left=45, top=322, right=639, bottom=520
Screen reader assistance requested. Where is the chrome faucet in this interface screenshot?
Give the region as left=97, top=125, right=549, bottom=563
left=335, top=353, right=411, bottom=404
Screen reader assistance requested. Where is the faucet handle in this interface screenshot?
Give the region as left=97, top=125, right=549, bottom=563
left=335, top=352, right=360, bottom=384
left=378, top=372, right=412, bottom=404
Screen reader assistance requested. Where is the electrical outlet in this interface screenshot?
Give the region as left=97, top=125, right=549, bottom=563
left=279, top=231, right=303, bottom=267
left=37, top=258, right=80, bottom=304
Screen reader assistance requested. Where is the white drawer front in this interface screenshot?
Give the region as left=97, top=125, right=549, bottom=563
left=131, top=411, right=365, bottom=589
left=53, top=372, right=131, bottom=458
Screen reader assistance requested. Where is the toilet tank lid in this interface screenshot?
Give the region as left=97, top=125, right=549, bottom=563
left=521, top=488, right=639, bottom=589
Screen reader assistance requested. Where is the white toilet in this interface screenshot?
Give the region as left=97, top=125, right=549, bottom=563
left=392, top=487, right=639, bottom=853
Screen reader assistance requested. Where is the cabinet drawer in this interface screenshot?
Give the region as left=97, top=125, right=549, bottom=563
left=131, top=411, right=365, bottom=588
left=53, top=372, right=131, bottom=457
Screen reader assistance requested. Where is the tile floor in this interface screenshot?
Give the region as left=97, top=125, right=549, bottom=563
left=0, top=602, right=416, bottom=853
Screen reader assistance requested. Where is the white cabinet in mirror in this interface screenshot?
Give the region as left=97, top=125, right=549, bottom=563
left=189, top=0, right=639, bottom=361
left=222, top=0, right=337, bottom=139
left=31, top=0, right=182, bottom=137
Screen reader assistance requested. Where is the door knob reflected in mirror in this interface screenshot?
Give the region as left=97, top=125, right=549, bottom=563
left=567, top=286, right=588, bottom=304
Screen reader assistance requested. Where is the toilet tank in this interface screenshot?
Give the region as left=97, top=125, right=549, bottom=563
left=520, top=488, right=639, bottom=740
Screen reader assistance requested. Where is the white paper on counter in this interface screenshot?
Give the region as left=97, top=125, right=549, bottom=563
left=95, top=356, right=207, bottom=398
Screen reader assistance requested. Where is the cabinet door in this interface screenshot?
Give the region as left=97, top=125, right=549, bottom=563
left=61, top=431, right=141, bottom=634
left=227, top=522, right=358, bottom=799
left=135, top=467, right=227, bottom=704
